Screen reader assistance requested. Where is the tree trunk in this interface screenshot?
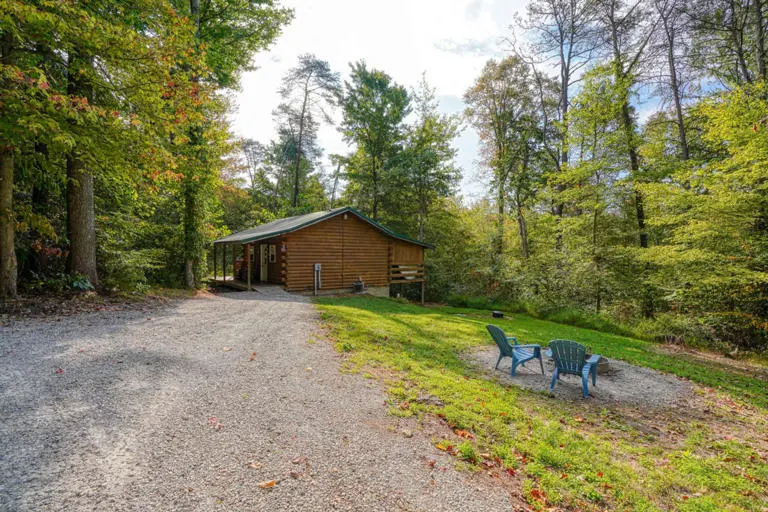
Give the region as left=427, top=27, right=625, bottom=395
left=371, top=156, right=379, bottom=221
left=329, top=162, right=341, bottom=209
left=66, top=154, right=98, bottom=285
left=616, top=60, right=652, bottom=316
left=554, top=67, right=568, bottom=219
left=592, top=198, right=601, bottom=313
left=182, top=0, right=204, bottom=289
left=496, top=176, right=505, bottom=257
left=729, top=0, right=753, bottom=83
left=419, top=202, right=426, bottom=242
left=183, top=178, right=201, bottom=289
left=516, top=200, right=529, bottom=261
left=292, top=77, right=311, bottom=208
left=0, top=33, right=17, bottom=298
left=0, top=148, right=17, bottom=299
left=755, top=0, right=767, bottom=81
left=66, top=50, right=98, bottom=286
left=663, top=17, right=689, bottom=160
left=619, top=98, right=648, bottom=249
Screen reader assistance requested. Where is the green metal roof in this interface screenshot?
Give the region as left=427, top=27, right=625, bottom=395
left=213, top=206, right=434, bottom=248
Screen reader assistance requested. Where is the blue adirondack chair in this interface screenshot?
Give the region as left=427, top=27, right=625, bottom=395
left=548, top=339, right=601, bottom=398
left=486, top=325, right=544, bottom=377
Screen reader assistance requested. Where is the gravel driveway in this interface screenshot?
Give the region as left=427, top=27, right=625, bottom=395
left=0, top=290, right=518, bottom=511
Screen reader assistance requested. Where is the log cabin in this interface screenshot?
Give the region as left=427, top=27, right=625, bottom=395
left=210, top=207, right=433, bottom=300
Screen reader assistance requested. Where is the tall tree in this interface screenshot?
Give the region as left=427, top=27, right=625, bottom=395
left=597, top=0, right=657, bottom=243
left=687, top=0, right=756, bottom=86
left=653, top=0, right=692, bottom=160
left=597, top=0, right=659, bottom=315
left=0, top=27, right=17, bottom=298
left=464, top=57, right=538, bottom=262
left=278, top=54, right=340, bottom=207
left=65, top=48, right=97, bottom=285
left=516, top=0, right=600, bottom=175
left=174, top=0, right=292, bottom=288
left=340, top=61, right=409, bottom=221
left=403, top=76, right=460, bottom=241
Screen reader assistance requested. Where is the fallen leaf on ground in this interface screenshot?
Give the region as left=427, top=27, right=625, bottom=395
left=223, top=347, right=232, bottom=352
left=291, top=457, right=306, bottom=464
left=258, top=480, right=277, bottom=488
left=247, top=462, right=263, bottom=469
left=289, top=471, right=301, bottom=479
left=55, top=368, right=64, bottom=374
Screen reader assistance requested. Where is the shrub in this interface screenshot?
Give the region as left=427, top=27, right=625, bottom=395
left=457, top=441, right=479, bottom=463
left=22, top=272, right=94, bottom=294
left=701, top=313, right=768, bottom=353
left=447, top=294, right=640, bottom=339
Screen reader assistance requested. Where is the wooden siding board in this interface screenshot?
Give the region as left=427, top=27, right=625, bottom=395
left=285, top=216, right=344, bottom=291
left=282, top=213, right=425, bottom=292
left=341, top=214, right=389, bottom=288
left=392, top=241, right=424, bottom=265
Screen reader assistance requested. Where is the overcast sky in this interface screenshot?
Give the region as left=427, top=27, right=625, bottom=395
left=230, top=0, right=527, bottom=201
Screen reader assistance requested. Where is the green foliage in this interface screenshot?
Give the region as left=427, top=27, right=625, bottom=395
left=340, top=61, right=410, bottom=220
left=2, top=0, right=291, bottom=294
left=24, top=271, right=92, bottom=293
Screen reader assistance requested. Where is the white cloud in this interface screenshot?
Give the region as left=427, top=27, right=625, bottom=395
left=230, top=0, right=527, bottom=201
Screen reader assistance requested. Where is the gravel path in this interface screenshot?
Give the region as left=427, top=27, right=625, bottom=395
left=467, top=346, right=693, bottom=407
left=0, top=289, right=519, bottom=511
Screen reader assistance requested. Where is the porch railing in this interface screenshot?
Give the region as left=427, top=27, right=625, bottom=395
left=390, top=264, right=425, bottom=283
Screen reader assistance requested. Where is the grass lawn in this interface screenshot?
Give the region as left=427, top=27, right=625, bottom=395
left=316, top=296, right=768, bottom=512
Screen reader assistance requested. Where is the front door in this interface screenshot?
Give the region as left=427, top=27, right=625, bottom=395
left=259, top=244, right=268, bottom=281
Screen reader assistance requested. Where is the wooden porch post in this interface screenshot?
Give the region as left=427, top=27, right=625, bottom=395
left=246, top=243, right=252, bottom=290
left=421, top=280, right=425, bottom=306
left=213, top=243, right=217, bottom=281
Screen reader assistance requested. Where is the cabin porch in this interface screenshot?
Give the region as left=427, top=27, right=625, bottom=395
left=210, top=237, right=286, bottom=291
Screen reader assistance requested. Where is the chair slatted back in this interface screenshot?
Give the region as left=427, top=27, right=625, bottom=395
left=486, top=325, right=515, bottom=357
left=549, top=339, right=586, bottom=375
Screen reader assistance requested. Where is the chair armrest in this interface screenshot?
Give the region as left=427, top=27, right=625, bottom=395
left=585, top=354, right=601, bottom=365
left=514, top=344, right=540, bottom=350
left=506, top=336, right=518, bottom=343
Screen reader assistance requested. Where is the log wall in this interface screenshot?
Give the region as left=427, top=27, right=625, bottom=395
left=284, top=213, right=414, bottom=292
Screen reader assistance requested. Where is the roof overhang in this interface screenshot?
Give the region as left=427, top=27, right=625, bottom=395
left=213, top=207, right=434, bottom=249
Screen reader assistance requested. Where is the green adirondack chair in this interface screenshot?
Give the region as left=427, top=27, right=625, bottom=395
left=548, top=339, right=601, bottom=398
left=486, top=324, right=544, bottom=377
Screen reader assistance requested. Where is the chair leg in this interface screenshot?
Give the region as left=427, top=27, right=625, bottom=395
left=550, top=368, right=559, bottom=390
left=582, top=375, right=589, bottom=398
left=511, top=358, right=518, bottom=376
left=495, top=353, right=503, bottom=369
left=592, top=365, right=597, bottom=386
left=538, top=355, right=545, bottom=375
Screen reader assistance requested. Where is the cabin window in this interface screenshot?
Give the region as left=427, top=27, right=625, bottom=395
left=269, top=244, right=277, bottom=263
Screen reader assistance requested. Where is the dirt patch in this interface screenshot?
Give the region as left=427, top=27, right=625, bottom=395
left=0, top=291, right=183, bottom=325
left=466, top=346, right=694, bottom=408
